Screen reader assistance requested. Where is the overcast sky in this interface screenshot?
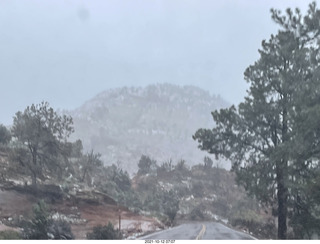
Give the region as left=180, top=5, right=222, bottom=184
left=0, top=0, right=312, bottom=125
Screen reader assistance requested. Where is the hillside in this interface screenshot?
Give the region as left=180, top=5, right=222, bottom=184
left=0, top=147, right=162, bottom=240
left=67, top=83, right=230, bottom=173
left=0, top=147, right=276, bottom=240
left=130, top=156, right=277, bottom=239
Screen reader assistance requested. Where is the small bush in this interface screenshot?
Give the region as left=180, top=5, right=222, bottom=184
left=87, top=222, right=122, bottom=240
left=0, top=230, right=22, bottom=240
left=174, top=183, right=191, bottom=198
left=48, top=219, right=74, bottom=240
left=212, top=198, right=231, bottom=217
left=22, top=200, right=74, bottom=240
left=229, top=217, right=276, bottom=239
left=162, top=190, right=179, bottom=223
left=190, top=206, right=205, bottom=221
left=138, top=155, right=157, bottom=175
left=23, top=200, right=50, bottom=239
left=191, top=181, right=205, bottom=198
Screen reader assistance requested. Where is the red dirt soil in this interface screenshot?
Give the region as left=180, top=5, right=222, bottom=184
left=0, top=189, right=162, bottom=239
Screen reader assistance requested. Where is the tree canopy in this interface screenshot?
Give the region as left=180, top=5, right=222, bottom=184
left=11, top=102, right=74, bottom=186
left=194, top=2, right=320, bottom=239
left=0, top=124, right=11, bottom=146
left=137, top=155, right=157, bottom=175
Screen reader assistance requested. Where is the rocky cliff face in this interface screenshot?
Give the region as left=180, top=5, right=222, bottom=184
left=67, top=83, right=230, bottom=174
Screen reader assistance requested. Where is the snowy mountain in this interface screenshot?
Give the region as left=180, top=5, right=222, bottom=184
left=67, top=83, right=230, bottom=174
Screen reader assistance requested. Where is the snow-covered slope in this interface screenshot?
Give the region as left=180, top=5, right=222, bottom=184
left=67, top=83, right=230, bottom=174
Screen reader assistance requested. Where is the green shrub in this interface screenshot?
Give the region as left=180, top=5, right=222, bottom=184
left=48, top=219, right=74, bottom=240
left=23, top=200, right=50, bottom=239
left=191, top=181, right=205, bottom=198
left=162, top=190, right=179, bottom=223
left=138, top=155, right=157, bottom=175
left=229, top=216, right=276, bottom=239
left=0, top=230, right=22, bottom=240
left=212, top=198, right=231, bottom=217
left=23, top=200, right=74, bottom=240
left=174, top=183, right=191, bottom=198
left=87, top=222, right=122, bottom=240
left=190, top=206, right=205, bottom=220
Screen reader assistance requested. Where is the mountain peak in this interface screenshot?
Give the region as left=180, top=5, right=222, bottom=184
left=68, top=84, right=230, bottom=174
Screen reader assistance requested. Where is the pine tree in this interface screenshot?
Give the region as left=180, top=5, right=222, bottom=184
left=194, top=2, right=320, bottom=239
left=11, top=102, right=74, bottom=187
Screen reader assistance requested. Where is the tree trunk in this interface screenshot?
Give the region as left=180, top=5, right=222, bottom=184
left=277, top=166, right=288, bottom=239
left=31, top=146, right=38, bottom=188
left=277, top=100, right=288, bottom=239
left=81, top=168, right=88, bottom=183
left=31, top=172, right=38, bottom=190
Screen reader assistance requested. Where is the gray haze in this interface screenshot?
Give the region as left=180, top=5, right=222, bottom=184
left=67, top=84, right=231, bottom=172
left=0, top=0, right=310, bottom=125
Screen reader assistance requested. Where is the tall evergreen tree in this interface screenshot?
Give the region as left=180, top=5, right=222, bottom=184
left=11, top=102, right=74, bottom=187
left=193, top=2, right=320, bottom=239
